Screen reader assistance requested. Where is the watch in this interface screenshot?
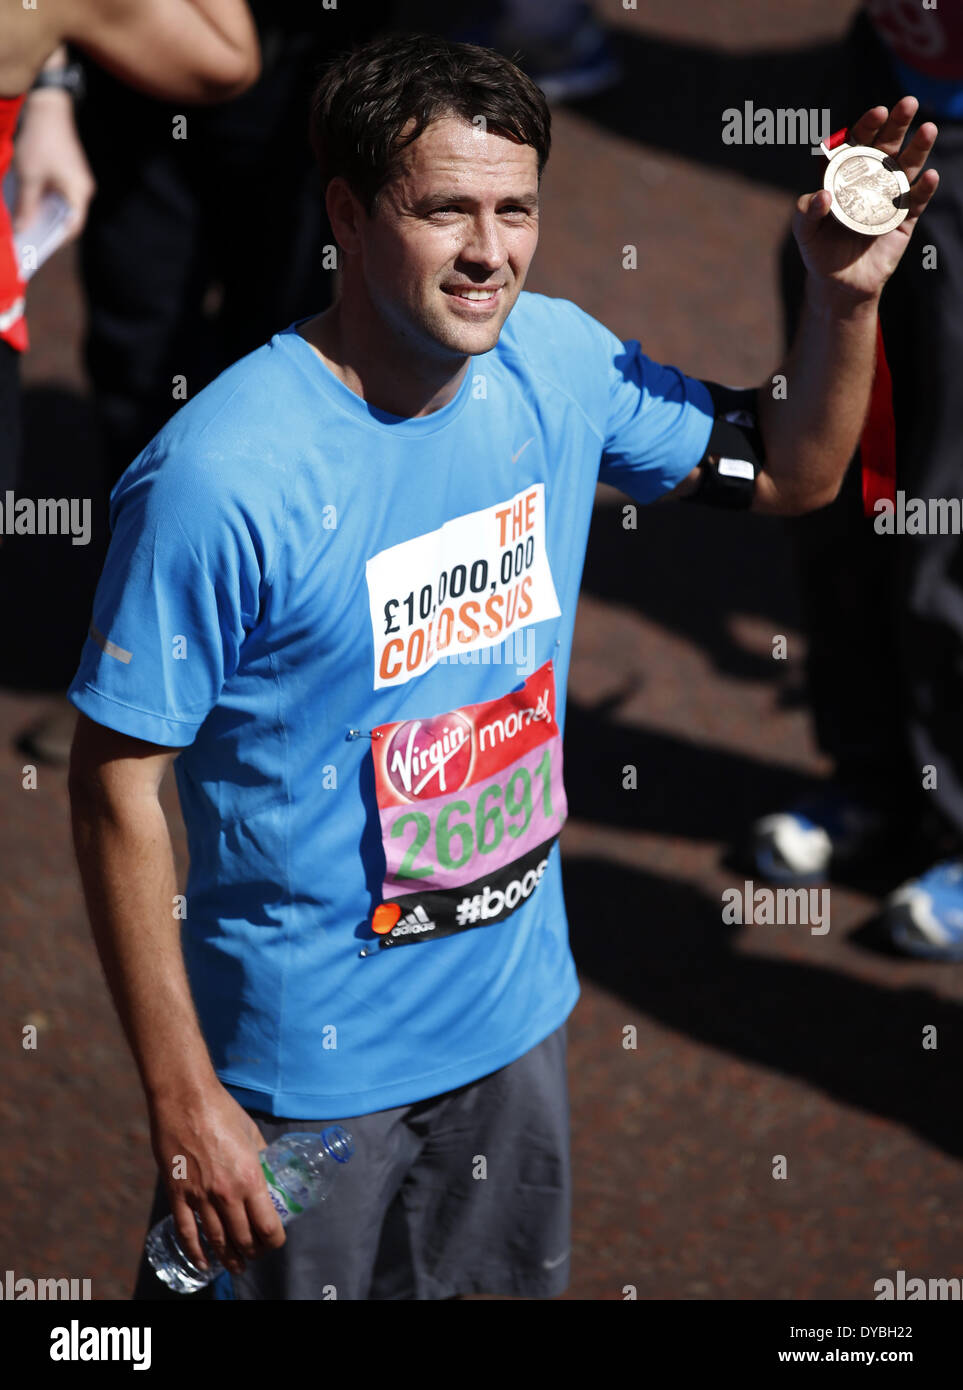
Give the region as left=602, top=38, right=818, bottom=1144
left=819, top=128, right=910, bottom=236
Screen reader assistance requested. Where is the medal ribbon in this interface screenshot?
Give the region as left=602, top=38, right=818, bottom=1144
left=824, top=125, right=897, bottom=517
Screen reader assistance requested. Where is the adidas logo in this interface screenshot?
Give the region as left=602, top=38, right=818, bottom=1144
left=390, top=905, right=437, bottom=936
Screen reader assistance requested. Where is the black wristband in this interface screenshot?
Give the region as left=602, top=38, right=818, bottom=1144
left=30, top=63, right=85, bottom=100
left=682, top=383, right=763, bottom=511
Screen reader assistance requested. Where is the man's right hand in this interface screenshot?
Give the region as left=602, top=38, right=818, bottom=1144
left=149, top=1081, right=286, bottom=1276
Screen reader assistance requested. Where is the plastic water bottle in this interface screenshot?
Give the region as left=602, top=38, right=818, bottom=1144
left=145, top=1127, right=353, bottom=1293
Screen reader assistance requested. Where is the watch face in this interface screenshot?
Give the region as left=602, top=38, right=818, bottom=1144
left=823, top=145, right=910, bottom=236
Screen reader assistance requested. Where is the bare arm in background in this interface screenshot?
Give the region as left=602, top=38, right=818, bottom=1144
left=66, top=0, right=261, bottom=103
left=0, top=0, right=260, bottom=102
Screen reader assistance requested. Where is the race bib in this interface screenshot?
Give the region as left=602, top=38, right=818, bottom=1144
left=368, top=660, right=566, bottom=949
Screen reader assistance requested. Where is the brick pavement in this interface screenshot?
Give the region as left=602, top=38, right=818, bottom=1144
left=1, top=0, right=961, bottom=1302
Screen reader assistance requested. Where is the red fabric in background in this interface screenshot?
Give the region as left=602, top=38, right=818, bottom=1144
left=861, top=314, right=897, bottom=516
left=866, top=0, right=963, bottom=80
left=0, top=95, right=27, bottom=352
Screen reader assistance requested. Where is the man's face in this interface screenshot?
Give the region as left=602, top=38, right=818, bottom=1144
left=351, top=115, right=540, bottom=361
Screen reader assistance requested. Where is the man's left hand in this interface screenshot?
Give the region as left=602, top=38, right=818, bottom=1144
left=793, top=97, right=939, bottom=307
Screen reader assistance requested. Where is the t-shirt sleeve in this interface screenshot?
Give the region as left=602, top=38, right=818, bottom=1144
left=67, top=445, right=266, bottom=746
left=596, top=326, right=715, bottom=504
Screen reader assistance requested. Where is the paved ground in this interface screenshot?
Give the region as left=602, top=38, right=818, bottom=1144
left=1, top=0, right=961, bottom=1303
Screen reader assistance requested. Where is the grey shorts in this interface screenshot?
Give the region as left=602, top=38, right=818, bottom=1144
left=132, top=1022, right=570, bottom=1301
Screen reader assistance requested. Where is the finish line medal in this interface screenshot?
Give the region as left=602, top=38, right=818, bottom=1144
left=820, top=129, right=910, bottom=236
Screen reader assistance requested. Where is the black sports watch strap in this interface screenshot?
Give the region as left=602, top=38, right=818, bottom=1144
left=682, top=383, right=763, bottom=511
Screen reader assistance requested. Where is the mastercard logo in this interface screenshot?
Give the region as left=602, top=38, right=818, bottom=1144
left=371, top=903, right=401, bottom=935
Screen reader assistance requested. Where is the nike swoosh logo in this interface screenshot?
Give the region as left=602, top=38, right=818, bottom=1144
left=542, top=1250, right=570, bottom=1269
left=511, top=437, right=535, bottom=463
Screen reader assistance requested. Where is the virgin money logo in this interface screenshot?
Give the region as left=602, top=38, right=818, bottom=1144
left=386, top=712, right=473, bottom=801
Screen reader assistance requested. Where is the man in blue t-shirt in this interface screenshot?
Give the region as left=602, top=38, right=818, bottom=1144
left=66, top=33, right=938, bottom=1300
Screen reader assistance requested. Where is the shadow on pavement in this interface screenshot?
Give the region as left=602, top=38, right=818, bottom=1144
left=564, top=854, right=963, bottom=1160
left=563, top=697, right=819, bottom=842
left=582, top=495, right=804, bottom=686
left=567, top=16, right=892, bottom=195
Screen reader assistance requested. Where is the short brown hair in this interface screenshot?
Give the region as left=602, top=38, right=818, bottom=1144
left=309, top=32, right=551, bottom=214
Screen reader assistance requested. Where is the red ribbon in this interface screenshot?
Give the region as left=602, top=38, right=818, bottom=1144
left=860, top=316, right=897, bottom=516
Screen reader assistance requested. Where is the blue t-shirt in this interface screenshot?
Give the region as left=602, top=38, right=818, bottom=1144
left=67, top=291, right=713, bottom=1117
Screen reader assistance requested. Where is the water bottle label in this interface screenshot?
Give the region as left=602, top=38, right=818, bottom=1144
left=261, top=1160, right=303, bottom=1218
left=266, top=1187, right=291, bottom=1220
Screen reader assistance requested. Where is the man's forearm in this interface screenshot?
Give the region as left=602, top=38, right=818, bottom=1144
left=70, top=789, right=220, bottom=1104
left=755, top=278, right=882, bottom=514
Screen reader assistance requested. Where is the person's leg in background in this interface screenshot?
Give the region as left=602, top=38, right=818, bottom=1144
left=79, top=0, right=395, bottom=494
left=752, top=12, right=963, bottom=956
left=18, top=5, right=393, bottom=761
left=77, top=11, right=363, bottom=498
left=196, top=28, right=339, bottom=380
left=882, top=113, right=963, bottom=956
left=752, top=13, right=942, bottom=884
left=753, top=220, right=918, bottom=885
left=0, top=339, right=21, bottom=498
left=11, top=67, right=224, bottom=763
left=78, top=66, right=213, bottom=495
